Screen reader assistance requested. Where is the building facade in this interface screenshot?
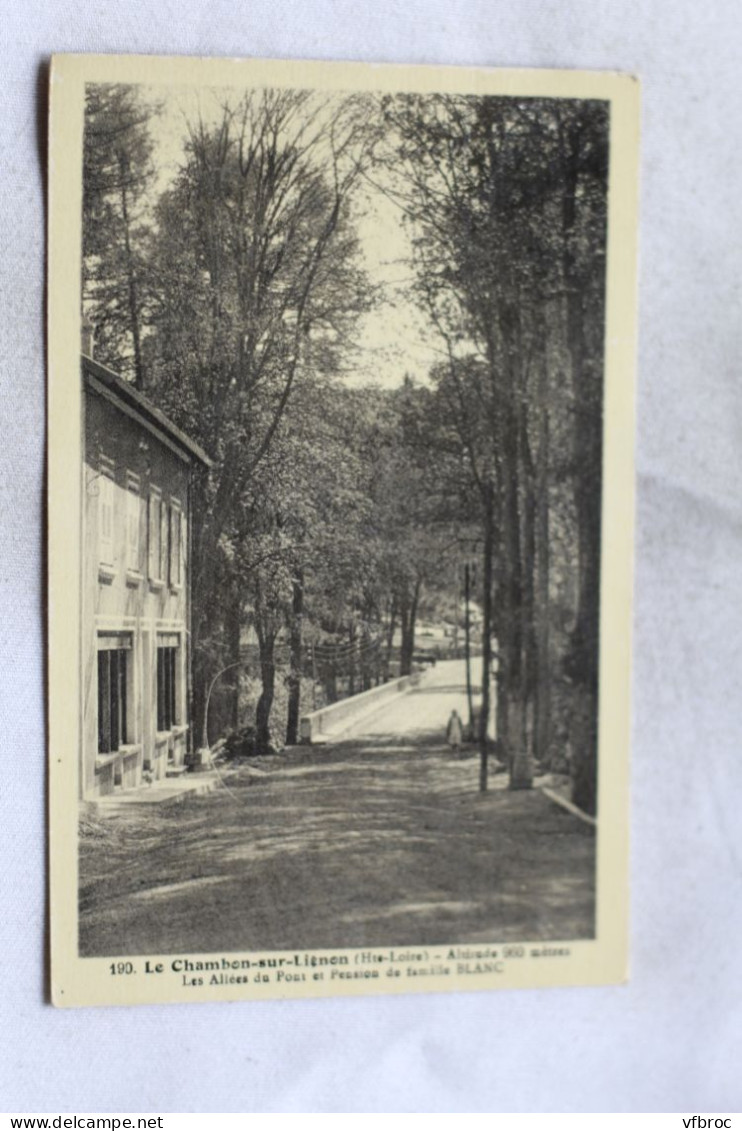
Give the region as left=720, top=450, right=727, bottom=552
left=81, top=354, right=211, bottom=799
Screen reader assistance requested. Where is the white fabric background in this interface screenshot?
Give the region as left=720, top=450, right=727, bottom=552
left=2, top=0, right=741, bottom=1113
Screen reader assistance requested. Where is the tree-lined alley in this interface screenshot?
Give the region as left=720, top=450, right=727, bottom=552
left=82, top=84, right=608, bottom=812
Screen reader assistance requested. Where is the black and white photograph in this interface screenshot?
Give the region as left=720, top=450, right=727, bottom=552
left=48, top=54, right=637, bottom=1006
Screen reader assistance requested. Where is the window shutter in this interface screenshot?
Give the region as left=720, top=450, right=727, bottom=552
left=99, top=474, right=114, bottom=565
left=160, top=501, right=169, bottom=583
left=127, top=488, right=140, bottom=570
left=170, top=506, right=182, bottom=586
left=148, top=491, right=161, bottom=580
left=147, top=493, right=154, bottom=578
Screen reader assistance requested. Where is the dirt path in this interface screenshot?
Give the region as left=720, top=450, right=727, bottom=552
left=79, top=662, right=595, bottom=956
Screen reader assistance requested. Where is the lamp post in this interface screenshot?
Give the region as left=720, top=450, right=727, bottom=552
left=196, top=660, right=245, bottom=765
left=458, top=528, right=494, bottom=793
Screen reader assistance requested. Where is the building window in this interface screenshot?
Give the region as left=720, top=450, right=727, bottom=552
left=98, top=470, right=114, bottom=567
left=157, top=645, right=178, bottom=731
left=148, top=489, right=162, bottom=582
left=169, top=502, right=183, bottom=588
left=97, top=635, right=132, bottom=754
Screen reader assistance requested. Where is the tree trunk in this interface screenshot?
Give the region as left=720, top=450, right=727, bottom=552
left=384, top=596, right=397, bottom=681
left=189, top=481, right=222, bottom=748
left=348, top=624, right=356, bottom=696
left=464, top=561, right=474, bottom=737
left=494, top=574, right=509, bottom=763
left=226, top=591, right=241, bottom=731
left=323, top=662, right=338, bottom=705
left=255, top=629, right=276, bottom=753
left=519, top=414, right=537, bottom=769
left=534, top=359, right=552, bottom=769
left=399, top=578, right=421, bottom=676
left=360, top=624, right=373, bottom=691
left=192, top=647, right=207, bottom=752
left=502, top=387, right=532, bottom=791
left=561, top=119, right=603, bottom=816
left=285, top=567, right=304, bottom=745
left=478, top=483, right=495, bottom=791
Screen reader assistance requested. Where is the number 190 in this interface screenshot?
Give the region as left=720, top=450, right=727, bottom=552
left=109, top=961, right=135, bottom=975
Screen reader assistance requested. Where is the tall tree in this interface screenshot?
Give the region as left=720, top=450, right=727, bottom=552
left=384, top=93, right=608, bottom=810
left=142, top=90, right=378, bottom=742
left=231, top=374, right=376, bottom=747
left=82, top=84, right=157, bottom=386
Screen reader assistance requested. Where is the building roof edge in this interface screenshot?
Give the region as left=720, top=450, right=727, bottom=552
left=82, top=354, right=213, bottom=470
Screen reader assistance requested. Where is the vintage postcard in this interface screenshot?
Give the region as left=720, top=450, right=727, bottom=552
left=48, top=54, right=638, bottom=1007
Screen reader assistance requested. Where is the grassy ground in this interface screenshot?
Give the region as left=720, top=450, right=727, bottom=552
left=79, top=728, right=595, bottom=957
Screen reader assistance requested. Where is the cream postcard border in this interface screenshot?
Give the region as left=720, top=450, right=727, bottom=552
left=48, top=53, right=639, bottom=1008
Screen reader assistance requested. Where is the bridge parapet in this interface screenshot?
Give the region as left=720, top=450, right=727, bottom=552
left=299, top=672, right=423, bottom=744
